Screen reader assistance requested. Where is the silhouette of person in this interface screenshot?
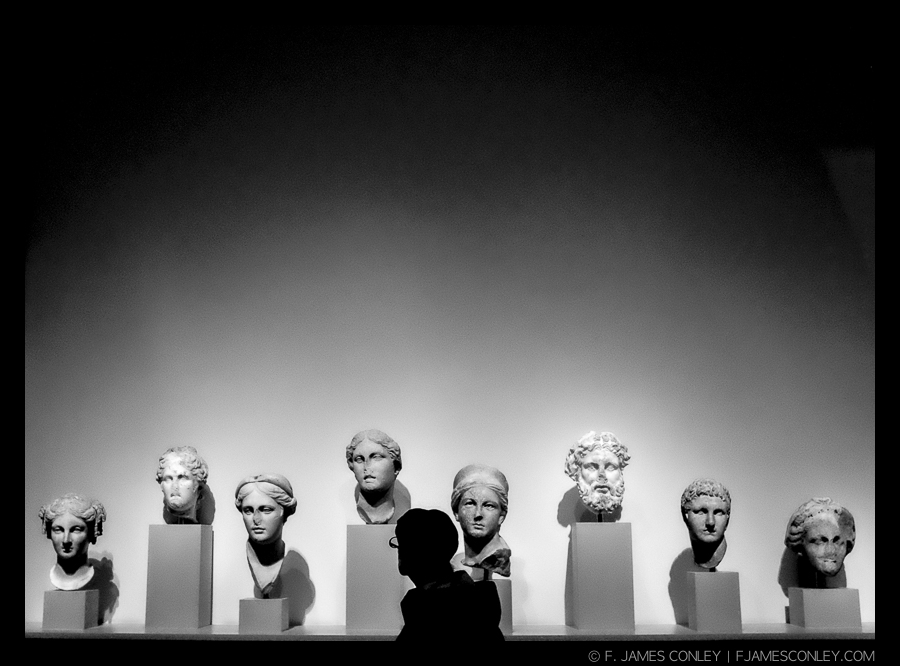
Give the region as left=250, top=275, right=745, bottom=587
left=391, top=508, right=503, bottom=641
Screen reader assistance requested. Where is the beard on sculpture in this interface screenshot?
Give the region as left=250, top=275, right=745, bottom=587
left=578, top=477, right=624, bottom=514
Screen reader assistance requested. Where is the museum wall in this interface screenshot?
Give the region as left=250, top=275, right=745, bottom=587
left=26, top=31, right=874, bottom=628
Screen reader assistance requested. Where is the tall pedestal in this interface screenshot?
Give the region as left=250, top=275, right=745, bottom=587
left=687, top=571, right=742, bottom=633
left=571, top=522, right=635, bottom=633
left=42, top=589, right=99, bottom=630
left=346, top=524, right=409, bottom=633
left=788, top=587, right=861, bottom=629
left=145, top=524, right=214, bottom=630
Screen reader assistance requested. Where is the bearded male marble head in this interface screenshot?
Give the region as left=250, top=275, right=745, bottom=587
left=785, top=498, right=856, bottom=584
left=565, top=431, right=630, bottom=515
left=681, top=479, right=731, bottom=569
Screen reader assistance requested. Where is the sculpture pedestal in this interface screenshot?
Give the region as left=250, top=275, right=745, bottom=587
left=571, top=522, right=635, bottom=633
left=495, top=578, right=513, bottom=635
left=239, top=597, right=289, bottom=634
left=466, top=567, right=513, bottom=635
left=42, top=589, right=99, bottom=630
left=346, top=524, right=409, bottom=633
left=788, top=587, right=861, bottom=629
left=145, top=524, right=214, bottom=630
left=686, top=571, right=742, bottom=633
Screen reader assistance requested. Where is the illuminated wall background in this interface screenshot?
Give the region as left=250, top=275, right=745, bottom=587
left=26, top=29, right=874, bottom=627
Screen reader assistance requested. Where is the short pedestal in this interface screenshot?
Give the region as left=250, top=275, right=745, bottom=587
left=145, top=524, right=214, bottom=630
left=346, top=524, right=409, bottom=633
left=42, top=589, right=99, bottom=630
left=239, top=597, right=289, bottom=634
left=571, top=522, right=635, bottom=633
left=686, top=571, right=742, bottom=633
left=788, top=587, right=861, bottom=629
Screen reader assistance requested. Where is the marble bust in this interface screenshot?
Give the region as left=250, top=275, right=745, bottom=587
left=38, top=494, right=107, bottom=590
left=235, top=473, right=297, bottom=598
left=346, top=429, right=409, bottom=524
left=564, top=431, right=630, bottom=516
left=680, top=479, right=731, bottom=569
left=785, top=498, right=856, bottom=585
left=156, top=446, right=210, bottom=525
left=451, top=464, right=510, bottom=577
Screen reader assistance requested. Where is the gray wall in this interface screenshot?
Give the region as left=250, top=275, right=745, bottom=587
left=26, top=29, right=874, bottom=626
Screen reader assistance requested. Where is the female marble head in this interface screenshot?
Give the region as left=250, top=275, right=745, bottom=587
left=785, top=498, right=856, bottom=578
left=40, top=493, right=106, bottom=548
left=451, top=464, right=509, bottom=542
left=39, top=494, right=106, bottom=589
left=234, top=474, right=297, bottom=546
left=565, top=431, right=630, bottom=514
left=346, top=429, right=402, bottom=494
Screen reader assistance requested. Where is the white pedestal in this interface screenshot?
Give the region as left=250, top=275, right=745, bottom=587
left=145, top=524, right=213, bottom=629
left=788, top=587, right=861, bottom=629
left=239, top=597, right=289, bottom=634
left=687, top=571, right=742, bottom=633
left=42, top=589, right=99, bottom=630
left=571, top=522, right=635, bottom=633
left=346, top=524, right=409, bottom=633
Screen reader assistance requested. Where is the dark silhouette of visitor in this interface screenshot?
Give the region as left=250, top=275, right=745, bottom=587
left=391, top=508, right=504, bottom=641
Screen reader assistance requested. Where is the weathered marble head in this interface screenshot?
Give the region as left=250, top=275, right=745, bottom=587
left=451, top=464, right=510, bottom=577
left=681, top=479, right=731, bottom=569
left=346, top=429, right=408, bottom=524
left=38, top=493, right=107, bottom=590
left=565, top=431, right=630, bottom=515
left=785, top=498, right=856, bottom=582
left=156, top=446, right=210, bottom=525
left=235, top=473, right=297, bottom=597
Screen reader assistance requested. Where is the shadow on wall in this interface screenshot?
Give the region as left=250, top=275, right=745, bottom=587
left=85, top=555, right=119, bottom=624
left=667, top=548, right=711, bottom=626
left=255, top=549, right=315, bottom=627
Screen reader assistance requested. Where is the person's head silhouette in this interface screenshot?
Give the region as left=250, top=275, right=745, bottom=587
left=393, top=508, right=458, bottom=586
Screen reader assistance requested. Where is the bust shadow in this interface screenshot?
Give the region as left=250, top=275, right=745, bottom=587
left=254, top=549, right=315, bottom=627
left=83, top=554, right=119, bottom=624
left=667, top=548, right=714, bottom=626
left=196, top=485, right=216, bottom=525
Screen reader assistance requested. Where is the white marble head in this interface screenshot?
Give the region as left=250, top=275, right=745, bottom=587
left=785, top=498, right=856, bottom=579
left=38, top=494, right=106, bottom=589
left=565, top=431, right=630, bottom=514
left=234, top=473, right=297, bottom=546
left=156, top=446, right=209, bottom=524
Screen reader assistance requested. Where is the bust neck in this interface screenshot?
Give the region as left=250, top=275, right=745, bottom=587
left=356, top=485, right=395, bottom=524
left=691, top=537, right=727, bottom=569
left=246, top=540, right=286, bottom=597
left=50, top=562, right=95, bottom=590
